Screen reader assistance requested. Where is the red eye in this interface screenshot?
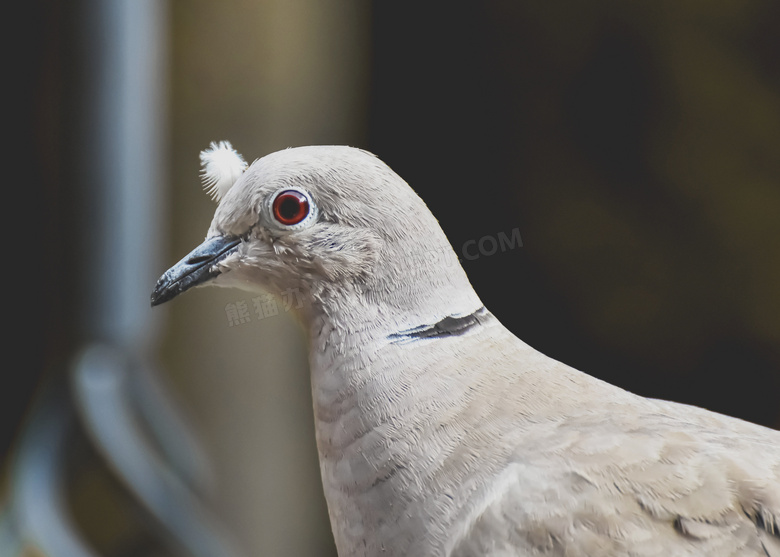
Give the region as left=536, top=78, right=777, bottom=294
left=272, top=190, right=310, bottom=225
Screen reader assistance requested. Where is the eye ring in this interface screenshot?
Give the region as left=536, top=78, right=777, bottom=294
left=272, top=189, right=311, bottom=226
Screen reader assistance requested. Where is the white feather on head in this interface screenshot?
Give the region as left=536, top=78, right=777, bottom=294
left=199, top=141, right=248, bottom=202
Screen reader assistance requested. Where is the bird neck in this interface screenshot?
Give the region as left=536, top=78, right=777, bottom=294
left=305, top=244, right=484, bottom=362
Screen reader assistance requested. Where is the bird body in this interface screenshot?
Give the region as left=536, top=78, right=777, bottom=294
left=153, top=145, right=780, bottom=556
left=312, top=311, right=780, bottom=556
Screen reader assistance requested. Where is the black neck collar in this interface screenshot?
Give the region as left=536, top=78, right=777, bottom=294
left=388, top=307, right=490, bottom=344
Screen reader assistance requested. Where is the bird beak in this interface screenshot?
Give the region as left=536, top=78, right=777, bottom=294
left=151, top=235, right=241, bottom=307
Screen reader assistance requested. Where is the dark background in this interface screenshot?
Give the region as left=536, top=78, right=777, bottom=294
left=366, top=2, right=780, bottom=428
left=11, top=0, right=780, bottom=462
left=7, top=3, right=780, bottom=555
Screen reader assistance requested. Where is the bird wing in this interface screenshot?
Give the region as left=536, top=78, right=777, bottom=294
left=445, top=356, right=780, bottom=557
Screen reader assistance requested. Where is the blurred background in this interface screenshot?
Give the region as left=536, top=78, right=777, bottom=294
left=7, top=0, right=780, bottom=555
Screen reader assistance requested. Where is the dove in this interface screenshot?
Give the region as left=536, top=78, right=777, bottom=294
left=152, top=143, right=780, bottom=557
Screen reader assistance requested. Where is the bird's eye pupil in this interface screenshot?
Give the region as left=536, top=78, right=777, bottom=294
left=279, top=198, right=299, bottom=219
left=272, top=190, right=310, bottom=225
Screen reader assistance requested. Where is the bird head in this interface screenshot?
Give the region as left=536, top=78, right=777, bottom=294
left=151, top=144, right=481, bottom=333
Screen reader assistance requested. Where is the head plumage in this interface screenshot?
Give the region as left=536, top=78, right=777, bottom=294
left=199, top=141, right=247, bottom=202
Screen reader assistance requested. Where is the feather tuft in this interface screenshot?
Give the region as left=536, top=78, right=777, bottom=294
left=199, top=141, right=247, bottom=202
